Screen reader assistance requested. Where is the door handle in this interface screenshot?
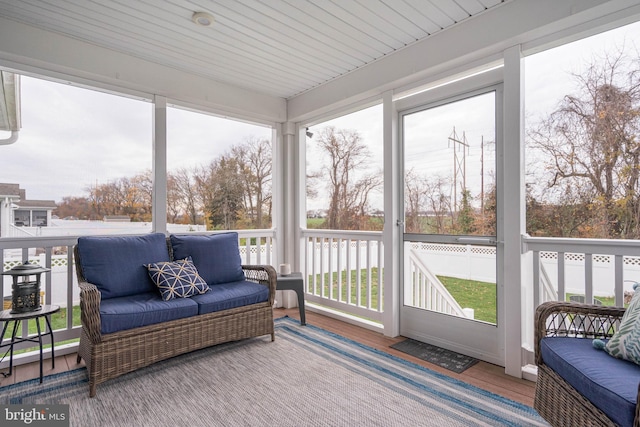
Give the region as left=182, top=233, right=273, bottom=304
left=456, top=237, right=496, bottom=245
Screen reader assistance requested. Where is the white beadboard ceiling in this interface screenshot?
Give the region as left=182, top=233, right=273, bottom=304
left=0, top=0, right=505, bottom=99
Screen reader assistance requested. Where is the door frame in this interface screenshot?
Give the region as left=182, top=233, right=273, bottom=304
left=396, top=71, right=505, bottom=366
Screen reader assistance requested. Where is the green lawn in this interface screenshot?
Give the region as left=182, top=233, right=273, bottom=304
left=438, top=276, right=497, bottom=324
left=9, top=305, right=81, bottom=355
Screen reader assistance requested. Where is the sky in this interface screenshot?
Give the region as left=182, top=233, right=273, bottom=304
left=1, top=19, right=640, bottom=206
left=0, top=78, right=271, bottom=202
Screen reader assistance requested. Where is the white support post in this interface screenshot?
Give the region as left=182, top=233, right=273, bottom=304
left=278, top=122, right=299, bottom=308
left=502, top=45, right=525, bottom=378
left=152, top=95, right=167, bottom=234
left=382, top=90, right=400, bottom=337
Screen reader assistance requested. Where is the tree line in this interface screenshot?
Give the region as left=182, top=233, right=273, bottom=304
left=55, top=137, right=273, bottom=230
left=527, top=48, right=640, bottom=239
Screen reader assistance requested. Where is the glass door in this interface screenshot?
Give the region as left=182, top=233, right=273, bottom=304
left=400, top=84, right=504, bottom=366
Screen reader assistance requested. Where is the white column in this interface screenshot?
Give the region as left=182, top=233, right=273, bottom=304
left=502, top=45, right=525, bottom=377
left=278, top=122, right=299, bottom=308
left=382, top=90, right=400, bottom=337
left=0, top=197, right=10, bottom=237
left=152, top=95, right=167, bottom=234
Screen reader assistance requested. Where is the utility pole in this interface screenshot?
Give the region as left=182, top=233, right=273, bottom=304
left=448, top=127, right=469, bottom=212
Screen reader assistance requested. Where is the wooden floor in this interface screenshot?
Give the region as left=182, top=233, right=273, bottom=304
left=1, top=308, right=536, bottom=407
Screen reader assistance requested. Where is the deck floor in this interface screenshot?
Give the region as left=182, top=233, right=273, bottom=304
left=0, top=307, right=536, bottom=407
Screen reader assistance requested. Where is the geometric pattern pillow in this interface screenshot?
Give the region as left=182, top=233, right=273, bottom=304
left=604, top=285, right=640, bottom=365
left=146, top=257, right=209, bottom=301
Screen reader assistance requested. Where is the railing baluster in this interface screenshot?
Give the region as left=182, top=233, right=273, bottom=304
left=615, top=255, right=623, bottom=306
left=312, top=237, right=318, bottom=296
left=346, top=239, right=352, bottom=305
left=337, top=238, right=343, bottom=302
left=328, top=237, right=333, bottom=301
left=377, top=240, right=383, bottom=312
left=356, top=239, right=361, bottom=308
left=67, top=246, right=74, bottom=330
left=320, top=238, right=326, bottom=298
left=255, top=237, right=262, bottom=264
left=533, top=250, right=540, bottom=307
left=366, top=240, right=372, bottom=310
left=558, top=252, right=565, bottom=301
left=585, top=253, right=593, bottom=303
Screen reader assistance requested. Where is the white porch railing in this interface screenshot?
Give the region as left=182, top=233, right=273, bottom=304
left=405, top=247, right=468, bottom=317
left=301, top=229, right=384, bottom=323
left=522, top=235, right=640, bottom=307
left=0, top=229, right=276, bottom=368
left=521, top=234, right=640, bottom=366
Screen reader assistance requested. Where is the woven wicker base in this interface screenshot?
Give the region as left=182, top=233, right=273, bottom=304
left=535, top=364, right=616, bottom=427
left=78, top=303, right=274, bottom=397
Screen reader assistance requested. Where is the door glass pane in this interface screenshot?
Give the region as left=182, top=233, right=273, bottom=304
left=404, top=92, right=496, bottom=236
left=403, top=92, right=497, bottom=324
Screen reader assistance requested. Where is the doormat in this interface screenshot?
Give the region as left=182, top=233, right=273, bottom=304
left=391, top=338, right=479, bottom=374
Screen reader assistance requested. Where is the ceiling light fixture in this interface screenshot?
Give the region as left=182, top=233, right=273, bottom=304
left=192, top=12, right=215, bottom=27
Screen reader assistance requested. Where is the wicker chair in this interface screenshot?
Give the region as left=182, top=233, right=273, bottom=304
left=534, top=301, right=639, bottom=427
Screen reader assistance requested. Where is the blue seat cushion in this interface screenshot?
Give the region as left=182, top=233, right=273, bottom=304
left=191, top=280, right=269, bottom=315
left=77, top=233, right=170, bottom=299
left=541, top=337, right=640, bottom=427
left=169, top=233, right=245, bottom=285
left=99, top=292, right=199, bottom=334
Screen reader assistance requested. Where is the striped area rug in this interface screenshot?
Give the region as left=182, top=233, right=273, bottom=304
left=0, top=317, right=547, bottom=426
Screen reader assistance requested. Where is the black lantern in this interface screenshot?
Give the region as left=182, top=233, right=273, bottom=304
left=2, top=261, right=50, bottom=314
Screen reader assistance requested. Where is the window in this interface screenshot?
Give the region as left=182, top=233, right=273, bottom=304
left=525, top=21, right=640, bottom=240
left=167, top=106, right=273, bottom=232
left=1, top=74, right=152, bottom=237
left=305, top=104, right=383, bottom=231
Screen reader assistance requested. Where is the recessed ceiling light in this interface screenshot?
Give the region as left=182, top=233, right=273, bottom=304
left=192, top=12, right=215, bottom=27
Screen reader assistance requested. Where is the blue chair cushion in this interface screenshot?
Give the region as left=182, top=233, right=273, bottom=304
left=77, top=233, right=170, bottom=299
left=99, top=291, right=199, bottom=334
left=541, top=337, right=640, bottom=427
left=191, top=280, right=269, bottom=315
left=169, top=233, right=245, bottom=285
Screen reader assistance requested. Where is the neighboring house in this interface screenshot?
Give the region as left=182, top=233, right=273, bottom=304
left=0, top=183, right=56, bottom=237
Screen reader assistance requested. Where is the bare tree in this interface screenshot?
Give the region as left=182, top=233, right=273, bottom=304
left=528, top=48, right=640, bottom=238
left=315, top=126, right=381, bottom=230
left=404, top=168, right=428, bottom=233
left=170, top=167, right=201, bottom=225
left=232, top=137, right=272, bottom=228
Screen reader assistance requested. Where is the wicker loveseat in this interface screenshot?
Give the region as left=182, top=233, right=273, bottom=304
left=74, top=232, right=276, bottom=397
left=534, top=301, right=640, bottom=427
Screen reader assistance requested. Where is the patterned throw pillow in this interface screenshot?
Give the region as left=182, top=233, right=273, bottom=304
left=146, top=257, right=209, bottom=301
left=603, top=285, right=640, bottom=364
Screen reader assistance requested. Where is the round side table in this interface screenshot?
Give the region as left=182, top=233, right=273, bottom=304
left=0, top=305, right=60, bottom=383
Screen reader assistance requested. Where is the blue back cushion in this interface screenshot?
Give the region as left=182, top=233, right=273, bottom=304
left=77, top=233, right=170, bottom=299
left=169, top=233, right=245, bottom=285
